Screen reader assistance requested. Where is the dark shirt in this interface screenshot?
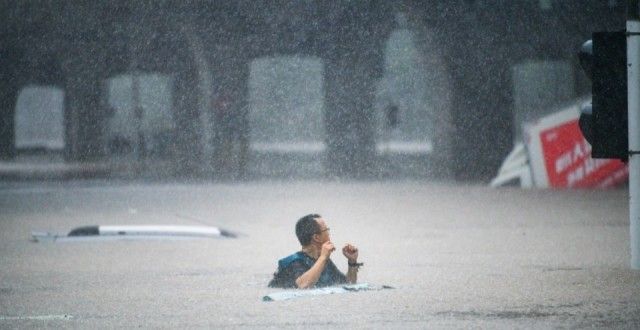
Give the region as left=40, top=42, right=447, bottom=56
left=268, top=251, right=347, bottom=288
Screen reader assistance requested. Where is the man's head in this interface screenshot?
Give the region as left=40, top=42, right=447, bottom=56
left=295, top=213, right=330, bottom=246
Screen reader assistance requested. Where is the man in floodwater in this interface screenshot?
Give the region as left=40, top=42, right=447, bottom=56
left=268, top=214, right=362, bottom=289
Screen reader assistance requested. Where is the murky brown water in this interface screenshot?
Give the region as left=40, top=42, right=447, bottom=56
left=0, top=181, right=638, bottom=328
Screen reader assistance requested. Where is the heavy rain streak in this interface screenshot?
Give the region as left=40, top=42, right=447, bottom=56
left=0, top=1, right=639, bottom=328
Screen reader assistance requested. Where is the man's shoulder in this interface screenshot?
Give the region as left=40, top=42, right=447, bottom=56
left=269, top=252, right=309, bottom=288
left=278, top=251, right=307, bottom=269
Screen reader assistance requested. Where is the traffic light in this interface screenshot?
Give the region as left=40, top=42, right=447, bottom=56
left=578, top=31, right=628, bottom=160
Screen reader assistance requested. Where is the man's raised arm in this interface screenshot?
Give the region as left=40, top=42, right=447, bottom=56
left=295, top=241, right=335, bottom=289
left=343, top=243, right=359, bottom=284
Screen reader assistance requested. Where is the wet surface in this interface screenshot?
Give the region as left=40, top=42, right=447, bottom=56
left=0, top=180, right=639, bottom=328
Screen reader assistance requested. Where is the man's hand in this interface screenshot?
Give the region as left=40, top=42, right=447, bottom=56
left=296, top=241, right=336, bottom=289
left=320, top=241, right=336, bottom=259
left=342, top=243, right=358, bottom=262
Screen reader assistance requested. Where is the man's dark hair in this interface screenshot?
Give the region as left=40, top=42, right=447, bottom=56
left=295, top=214, right=321, bottom=246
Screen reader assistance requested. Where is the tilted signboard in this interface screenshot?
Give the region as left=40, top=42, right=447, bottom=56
left=525, top=104, right=628, bottom=188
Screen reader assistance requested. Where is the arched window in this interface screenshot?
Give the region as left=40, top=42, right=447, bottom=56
left=376, top=25, right=433, bottom=155
left=14, top=85, right=65, bottom=152
left=105, top=73, right=174, bottom=159
left=249, top=56, right=325, bottom=151
left=247, top=56, right=325, bottom=176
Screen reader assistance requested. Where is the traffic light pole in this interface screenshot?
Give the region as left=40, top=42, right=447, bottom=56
left=628, top=0, right=640, bottom=270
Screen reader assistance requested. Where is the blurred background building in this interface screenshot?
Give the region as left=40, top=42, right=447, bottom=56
left=0, top=0, right=625, bottom=181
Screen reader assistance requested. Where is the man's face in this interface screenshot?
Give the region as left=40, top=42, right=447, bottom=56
left=314, top=218, right=331, bottom=244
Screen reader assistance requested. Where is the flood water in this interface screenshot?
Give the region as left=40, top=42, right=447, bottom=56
left=0, top=180, right=638, bottom=328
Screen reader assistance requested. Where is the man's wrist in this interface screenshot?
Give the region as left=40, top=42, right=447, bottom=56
left=348, top=261, right=363, bottom=267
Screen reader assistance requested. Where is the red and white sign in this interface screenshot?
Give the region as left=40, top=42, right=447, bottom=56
left=525, top=104, right=628, bottom=188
